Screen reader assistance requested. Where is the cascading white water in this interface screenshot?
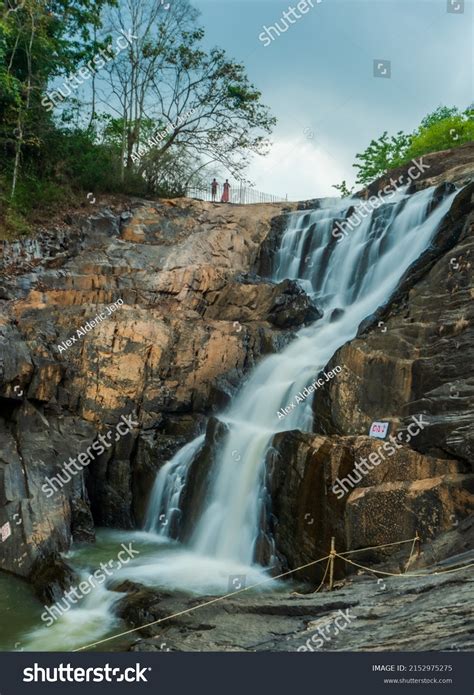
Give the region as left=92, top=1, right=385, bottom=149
left=19, top=184, right=459, bottom=651
left=146, top=184, right=458, bottom=570
left=144, top=435, right=205, bottom=536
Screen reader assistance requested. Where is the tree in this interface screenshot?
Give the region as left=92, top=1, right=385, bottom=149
left=418, top=105, right=459, bottom=130
left=353, top=130, right=411, bottom=185
left=1, top=0, right=276, bottom=233
left=1, top=0, right=114, bottom=198
left=140, top=42, right=275, bottom=185
left=99, top=0, right=199, bottom=180
left=401, top=107, right=474, bottom=162
left=101, top=0, right=275, bottom=188
left=352, top=105, right=474, bottom=186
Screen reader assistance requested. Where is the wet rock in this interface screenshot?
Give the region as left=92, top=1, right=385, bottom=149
left=0, top=404, right=96, bottom=577
left=267, top=280, right=322, bottom=328
left=124, top=548, right=474, bottom=652
left=28, top=552, right=76, bottom=605
left=0, top=146, right=472, bottom=628
left=314, top=183, right=474, bottom=467
left=330, top=308, right=344, bottom=322
left=265, top=427, right=472, bottom=579
left=257, top=211, right=294, bottom=276
left=179, top=417, right=228, bottom=542
left=345, top=474, right=474, bottom=552
left=265, top=431, right=350, bottom=582
left=203, top=277, right=321, bottom=329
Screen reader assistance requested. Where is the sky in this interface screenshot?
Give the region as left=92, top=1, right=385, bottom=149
left=193, top=0, right=473, bottom=199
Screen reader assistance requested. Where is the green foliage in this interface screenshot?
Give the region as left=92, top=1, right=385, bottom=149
left=10, top=175, right=71, bottom=214
left=418, top=105, right=460, bottom=130
left=1, top=0, right=276, bottom=237
left=332, top=180, right=354, bottom=198
left=43, top=127, right=123, bottom=191
left=400, top=111, right=474, bottom=163
left=354, top=131, right=412, bottom=185
left=353, top=106, right=474, bottom=186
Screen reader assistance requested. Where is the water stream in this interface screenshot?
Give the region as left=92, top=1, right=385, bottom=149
left=4, top=184, right=460, bottom=651
left=145, top=185, right=457, bottom=567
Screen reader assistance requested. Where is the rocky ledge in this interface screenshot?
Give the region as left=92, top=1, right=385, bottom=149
left=117, top=520, right=473, bottom=652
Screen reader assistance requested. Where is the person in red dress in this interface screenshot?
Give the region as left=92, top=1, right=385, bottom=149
left=221, top=179, right=231, bottom=203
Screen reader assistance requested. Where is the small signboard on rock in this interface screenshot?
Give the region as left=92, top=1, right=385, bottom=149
left=0, top=521, right=11, bottom=542
left=369, top=421, right=389, bottom=439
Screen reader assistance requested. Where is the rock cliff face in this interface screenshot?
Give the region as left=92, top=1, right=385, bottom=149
left=0, top=146, right=473, bottom=603
left=265, top=147, right=474, bottom=578
left=0, top=197, right=312, bottom=583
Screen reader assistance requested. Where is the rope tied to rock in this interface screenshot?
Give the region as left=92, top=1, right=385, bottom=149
left=336, top=554, right=474, bottom=579
left=72, top=532, right=472, bottom=652
left=74, top=553, right=333, bottom=651
left=337, top=535, right=419, bottom=557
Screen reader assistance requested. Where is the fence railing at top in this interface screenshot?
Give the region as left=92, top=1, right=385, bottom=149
left=185, top=185, right=288, bottom=205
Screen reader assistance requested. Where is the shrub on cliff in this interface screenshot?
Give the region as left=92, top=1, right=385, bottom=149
left=401, top=110, right=474, bottom=163
left=353, top=106, right=474, bottom=185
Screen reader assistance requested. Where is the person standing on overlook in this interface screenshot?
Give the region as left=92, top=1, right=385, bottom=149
left=221, top=179, right=231, bottom=203
left=211, top=178, right=218, bottom=201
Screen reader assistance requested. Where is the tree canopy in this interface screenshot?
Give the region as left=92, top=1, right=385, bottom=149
left=352, top=105, right=474, bottom=186
left=0, top=0, right=276, bottom=236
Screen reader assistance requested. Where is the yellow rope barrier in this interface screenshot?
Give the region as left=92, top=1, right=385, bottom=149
left=336, top=553, right=474, bottom=578
left=73, top=553, right=332, bottom=652
left=403, top=532, right=420, bottom=573
left=72, top=533, right=473, bottom=653
left=338, top=536, right=418, bottom=556
left=291, top=555, right=331, bottom=596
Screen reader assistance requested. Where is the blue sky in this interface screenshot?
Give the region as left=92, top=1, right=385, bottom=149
left=193, top=0, right=473, bottom=198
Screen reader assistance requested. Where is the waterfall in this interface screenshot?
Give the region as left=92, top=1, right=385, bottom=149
left=145, top=185, right=458, bottom=570
left=144, top=435, right=205, bottom=537
left=18, top=184, right=460, bottom=652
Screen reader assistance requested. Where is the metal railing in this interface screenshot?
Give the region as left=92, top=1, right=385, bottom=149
left=185, top=184, right=288, bottom=205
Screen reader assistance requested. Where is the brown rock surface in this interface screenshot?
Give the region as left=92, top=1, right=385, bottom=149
left=0, top=197, right=306, bottom=579
left=264, top=150, right=474, bottom=575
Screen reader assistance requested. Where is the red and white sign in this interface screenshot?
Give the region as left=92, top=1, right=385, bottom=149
left=369, top=421, right=389, bottom=439
left=0, top=521, right=11, bottom=542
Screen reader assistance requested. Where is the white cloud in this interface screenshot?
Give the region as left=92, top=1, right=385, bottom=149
left=246, top=135, right=350, bottom=201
